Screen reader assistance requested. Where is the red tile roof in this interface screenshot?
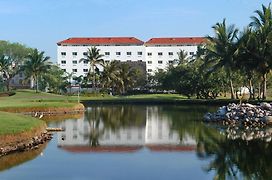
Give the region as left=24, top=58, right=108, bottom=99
left=145, top=37, right=205, bottom=45
left=59, top=145, right=196, bottom=153
left=146, top=145, right=196, bottom=152
left=59, top=145, right=143, bottom=153
left=57, top=37, right=144, bottom=46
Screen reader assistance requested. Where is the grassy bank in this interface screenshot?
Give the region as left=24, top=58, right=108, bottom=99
left=0, top=90, right=85, bottom=112
left=0, top=111, right=44, bottom=136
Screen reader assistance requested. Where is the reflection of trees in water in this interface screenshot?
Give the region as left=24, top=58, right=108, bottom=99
left=157, top=105, right=217, bottom=142
left=198, top=135, right=272, bottom=180
left=84, top=105, right=146, bottom=146
left=157, top=105, right=272, bottom=179
left=0, top=142, right=47, bottom=172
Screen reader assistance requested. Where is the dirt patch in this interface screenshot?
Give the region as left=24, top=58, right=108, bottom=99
left=0, top=123, right=47, bottom=147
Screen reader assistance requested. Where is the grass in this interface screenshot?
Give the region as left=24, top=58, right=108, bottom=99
left=0, top=89, right=80, bottom=109
left=0, top=111, right=43, bottom=135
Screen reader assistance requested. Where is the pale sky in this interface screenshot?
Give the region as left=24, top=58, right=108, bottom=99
left=0, top=0, right=271, bottom=62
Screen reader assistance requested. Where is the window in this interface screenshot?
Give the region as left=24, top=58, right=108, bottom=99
left=72, top=60, right=77, bottom=64
left=83, top=69, right=88, bottom=72
left=148, top=61, right=152, bottom=64
left=61, top=52, right=66, bottom=56
left=168, top=60, right=173, bottom=64
left=61, top=60, right=66, bottom=64
left=147, top=69, right=152, bottom=72
left=105, top=60, right=110, bottom=63
left=127, top=52, right=132, bottom=56
left=62, top=69, right=66, bottom=72
left=158, top=61, right=163, bottom=64
left=137, top=52, right=143, bottom=56
left=127, top=60, right=132, bottom=62
left=158, top=52, right=163, bottom=56
left=116, top=52, right=121, bottom=56
left=147, top=52, right=152, bottom=56
left=83, top=52, right=87, bottom=56
left=138, top=60, right=142, bottom=62
left=105, top=52, right=110, bottom=56
left=190, top=52, right=194, bottom=55
left=168, top=52, right=173, bottom=56
left=83, top=60, right=88, bottom=64
left=19, top=72, right=23, bottom=78
left=72, top=69, right=77, bottom=72
left=72, top=52, right=77, bottom=56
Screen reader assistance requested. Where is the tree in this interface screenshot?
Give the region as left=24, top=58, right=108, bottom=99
left=204, top=19, right=239, bottom=99
left=22, top=49, right=51, bottom=92
left=175, top=49, right=189, bottom=65
left=235, top=28, right=260, bottom=99
left=0, top=55, right=14, bottom=91
left=38, top=65, right=68, bottom=93
left=100, top=60, right=121, bottom=93
left=80, top=47, right=104, bottom=92
left=249, top=3, right=272, bottom=100
left=0, top=41, right=32, bottom=91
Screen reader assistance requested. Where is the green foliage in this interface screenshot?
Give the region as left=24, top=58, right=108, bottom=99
left=100, top=60, right=146, bottom=95
left=80, top=47, right=104, bottom=91
left=21, top=49, right=51, bottom=92
left=0, top=41, right=32, bottom=91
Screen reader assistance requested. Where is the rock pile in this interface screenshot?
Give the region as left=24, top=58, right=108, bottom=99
left=204, top=102, right=272, bottom=127
left=220, top=126, right=272, bottom=141
left=0, top=132, right=53, bottom=157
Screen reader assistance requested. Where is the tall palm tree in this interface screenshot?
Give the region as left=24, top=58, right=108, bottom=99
left=80, top=47, right=104, bottom=92
left=118, top=63, right=137, bottom=94
left=0, top=55, right=13, bottom=91
left=22, top=49, right=51, bottom=92
left=235, top=28, right=259, bottom=99
left=175, top=49, right=189, bottom=65
left=204, top=19, right=238, bottom=99
left=100, top=60, right=121, bottom=93
left=249, top=3, right=272, bottom=100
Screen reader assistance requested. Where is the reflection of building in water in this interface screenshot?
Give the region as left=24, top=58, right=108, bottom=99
left=58, top=107, right=196, bottom=152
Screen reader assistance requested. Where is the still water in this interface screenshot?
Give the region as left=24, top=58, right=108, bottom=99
left=1, top=105, right=272, bottom=180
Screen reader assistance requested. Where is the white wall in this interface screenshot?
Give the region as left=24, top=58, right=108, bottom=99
left=57, top=43, right=199, bottom=77
left=57, top=45, right=145, bottom=78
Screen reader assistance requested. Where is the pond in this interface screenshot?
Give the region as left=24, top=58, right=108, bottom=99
left=1, top=105, right=272, bottom=179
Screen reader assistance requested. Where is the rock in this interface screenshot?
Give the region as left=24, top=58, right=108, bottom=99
left=262, top=116, right=272, bottom=124
left=245, top=103, right=255, bottom=108
left=217, top=106, right=227, bottom=116
left=261, top=102, right=272, bottom=110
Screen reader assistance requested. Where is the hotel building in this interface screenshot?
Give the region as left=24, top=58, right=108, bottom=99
left=57, top=37, right=204, bottom=76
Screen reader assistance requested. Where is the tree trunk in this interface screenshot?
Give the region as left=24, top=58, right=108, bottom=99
left=258, top=82, right=261, bottom=100
left=229, top=79, right=235, bottom=99
left=5, top=78, right=10, bottom=92
left=262, top=73, right=267, bottom=100
left=248, top=78, right=253, bottom=100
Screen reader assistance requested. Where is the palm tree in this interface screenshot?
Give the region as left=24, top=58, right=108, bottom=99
left=100, top=60, right=121, bottom=93
left=118, top=63, right=137, bottom=94
left=80, top=47, right=104, bottom=92
left=175, top=49, right=189, bottom=65
left=204, top=19, right=238, bottom=99
left=235, top=28, right=259, bottom=99
left=0, top=55, right=13, bottom=91
left=249, top=3, right=272, bottom=100
left=22, top=49, right=51, bottom=92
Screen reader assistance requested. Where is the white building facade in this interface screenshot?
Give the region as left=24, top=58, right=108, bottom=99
left=57, top=37, right=204, bottom=76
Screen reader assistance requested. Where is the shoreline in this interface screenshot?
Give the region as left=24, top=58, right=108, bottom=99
left=81, top=98, right=272, bottom=106
left=0, top=103, right=85, bottom=157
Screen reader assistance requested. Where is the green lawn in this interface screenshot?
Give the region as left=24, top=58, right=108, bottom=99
left=0, top=111, right=44, bottom=135
left=0, top=90, right=80, bottom=109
